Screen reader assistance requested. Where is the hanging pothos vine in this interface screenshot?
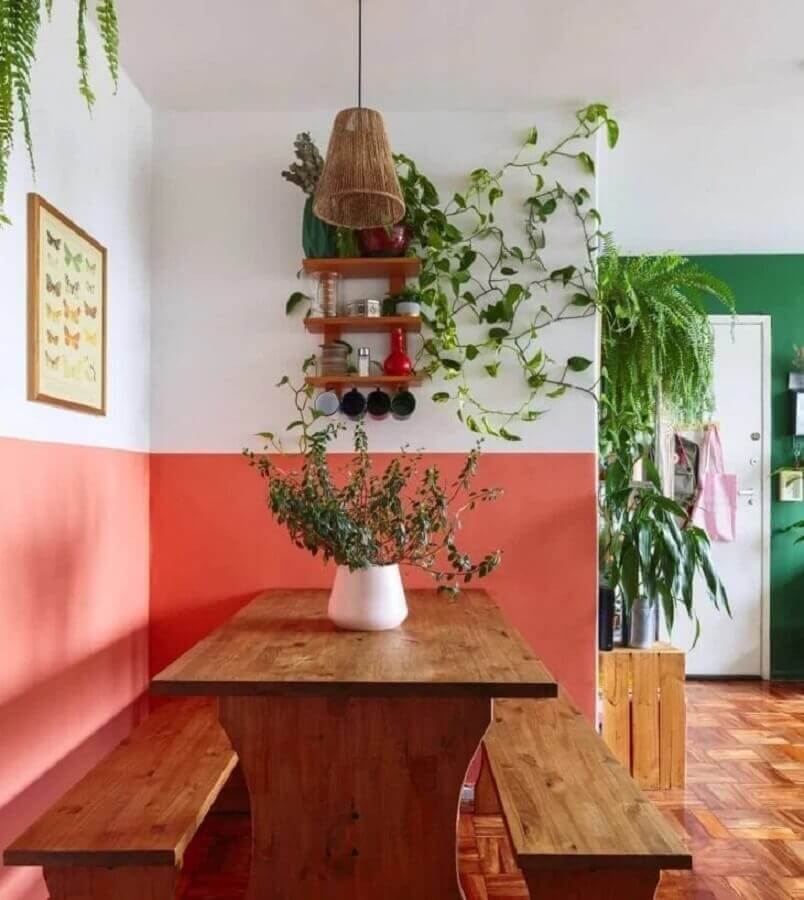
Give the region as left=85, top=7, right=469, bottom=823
left=287, top=103, right=619, bottom=440
left=0, top=0, right=120, bottom=224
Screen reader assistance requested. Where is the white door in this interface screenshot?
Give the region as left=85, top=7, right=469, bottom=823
left=667, top=316, right=770, bottom=677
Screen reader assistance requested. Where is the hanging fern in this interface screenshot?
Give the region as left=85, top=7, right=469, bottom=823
left=0, top=0, right=40, bottom=223
left=599, top=248, right=735, bottom=447
left=0, top=0, right=120, bottom=224
left=94, top=0, right=117, bottom=91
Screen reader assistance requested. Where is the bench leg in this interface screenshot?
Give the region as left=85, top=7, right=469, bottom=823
left=474, top=744, right=501, bottom=815
left=522, top=868, right=660, bottom=900
left=44, top=865, right=179, bottom=900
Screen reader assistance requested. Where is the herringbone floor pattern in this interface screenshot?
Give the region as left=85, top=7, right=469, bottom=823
left=178, top=680, right=804, bottom=899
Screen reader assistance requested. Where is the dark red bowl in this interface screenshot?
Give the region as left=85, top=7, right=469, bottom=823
left=357, top=224, right=412, bottom=258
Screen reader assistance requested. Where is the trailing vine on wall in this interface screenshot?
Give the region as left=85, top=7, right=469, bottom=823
left=0, top=0, right=119, bottom=224
left=397, top=103, right=618, bottom=440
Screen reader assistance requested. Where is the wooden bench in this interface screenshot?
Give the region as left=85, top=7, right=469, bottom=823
left=4, top=699, right=237, bottom=900
left=476, top=695, right=691, bottom=899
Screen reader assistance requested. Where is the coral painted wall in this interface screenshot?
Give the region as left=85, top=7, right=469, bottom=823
left=0, top=439, right=150, bottom=900
left=150, top=451, right=598, bottom=718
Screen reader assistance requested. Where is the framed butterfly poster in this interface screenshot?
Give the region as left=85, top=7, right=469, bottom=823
left=27, top=194, right=106, bottom=414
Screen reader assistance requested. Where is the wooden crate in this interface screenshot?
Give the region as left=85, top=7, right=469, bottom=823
left=599, top=644, right=686, bottom=790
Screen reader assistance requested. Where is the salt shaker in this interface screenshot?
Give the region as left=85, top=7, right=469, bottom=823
left=357, top=347, right=370, bottom=376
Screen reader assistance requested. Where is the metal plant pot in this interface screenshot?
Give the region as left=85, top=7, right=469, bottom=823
left=628, top=598, right=658, bottom=649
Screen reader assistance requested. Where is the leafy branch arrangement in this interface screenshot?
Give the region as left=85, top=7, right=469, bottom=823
left=246, top=380, right=502, bottom=593
left=0, top=0, right=119, bottom=224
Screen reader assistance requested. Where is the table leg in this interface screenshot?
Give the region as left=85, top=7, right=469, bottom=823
left=219, top=695, right=490, bottom=900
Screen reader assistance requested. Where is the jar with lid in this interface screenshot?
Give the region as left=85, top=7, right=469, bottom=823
left=312, top=271, right=342, bottom=317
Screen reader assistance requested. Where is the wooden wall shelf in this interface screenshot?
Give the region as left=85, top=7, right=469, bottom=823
left=305, top=316, right=421, bottom=335
left=305, top=375, right=423, bottom=389
left=302, top=258, right=421, bottom=281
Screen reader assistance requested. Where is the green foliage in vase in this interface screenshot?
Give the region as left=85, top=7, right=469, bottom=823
left=0, top=0, right=120, bottom=224
left=246, top=372, right=502, bottom=593
left=598, top=248, right=735, bottom=452
left=792, top=345, right=804, bottom=373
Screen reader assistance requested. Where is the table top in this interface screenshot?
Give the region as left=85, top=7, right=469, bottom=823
left=151, top=589, right=557, bottom=699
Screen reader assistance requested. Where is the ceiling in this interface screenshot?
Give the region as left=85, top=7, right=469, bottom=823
left=115, top=0, right=804, bottom=112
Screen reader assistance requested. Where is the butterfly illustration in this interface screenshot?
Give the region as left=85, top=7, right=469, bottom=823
left=46, top=230, right=61, bottom=250
left=64, top=359, right=82, bottom=379
left=82, top=328, right=97, bottom=347
left=86, top=261, right=97, bottom=275
left=64, top=326, right=81, bottom=350
left=83, top=301, right=97, bottom=319
left=64, top=243, right=83, bottom=272
left=44, top=351, right=61, bottom=369
left=46, top=274, right=61, bottom=297
left=86, top=282, right=96, bottom=294
left=45, top=303, right=62, bottom=322
left=63, top=300, right=80, bottom=323
left=46, top=329, right=60, bottom=346
left=65, top=274, right=80, bottom=296
left=82, top=356, right=97, bottom=383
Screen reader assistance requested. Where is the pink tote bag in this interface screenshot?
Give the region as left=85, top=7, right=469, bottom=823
left=691, top=424, right=737, bottom=542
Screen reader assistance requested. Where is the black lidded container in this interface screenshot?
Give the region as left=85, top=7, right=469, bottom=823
left=598, top=584, right=615, bottom=651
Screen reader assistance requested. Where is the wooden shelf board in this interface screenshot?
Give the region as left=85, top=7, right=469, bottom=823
left=305, top=316, right=421, bottom=334
left=302, top=258, right=421, bottom=280
left=305, top=375, right=423, bottom=389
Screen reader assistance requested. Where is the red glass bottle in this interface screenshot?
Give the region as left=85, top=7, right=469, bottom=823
left=384, top=327, right=413, bottom=376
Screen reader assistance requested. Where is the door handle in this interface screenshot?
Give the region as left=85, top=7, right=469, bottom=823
left=738, top=489, right=755, bottom=496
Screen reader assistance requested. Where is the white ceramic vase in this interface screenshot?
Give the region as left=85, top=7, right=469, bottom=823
left=327, top=564, right=408, bottom=631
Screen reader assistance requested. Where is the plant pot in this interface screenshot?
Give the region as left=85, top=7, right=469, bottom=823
left=303, top=196, right=337, bottom=259
left=357, top=224, right=412, bottom=258
left=598, top=585, right=615, bottom=651
left=628, top=597, right=658, bottom=649
left=328, top=564, right=408, bottom=631
left=395, top=301, right=420, bottom=317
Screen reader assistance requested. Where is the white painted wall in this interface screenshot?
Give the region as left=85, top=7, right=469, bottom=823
left=598, top=97, right=804, bottom=255
left=0, top=2, right=152, bottom=452
left=151, top=109, right=598, bottom=453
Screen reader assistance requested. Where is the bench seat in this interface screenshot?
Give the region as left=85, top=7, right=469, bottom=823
left=477, top=695, right=691, bottom=899
left=4, top=698, right=237, bottom=900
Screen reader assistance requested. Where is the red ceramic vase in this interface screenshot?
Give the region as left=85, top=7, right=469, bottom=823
left=383, top=328, right=413, bottom=376
left=357, top=224, right=412, bottom=258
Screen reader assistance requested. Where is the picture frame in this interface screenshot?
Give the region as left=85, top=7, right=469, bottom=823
left=27, top=193, right=107, bottom=415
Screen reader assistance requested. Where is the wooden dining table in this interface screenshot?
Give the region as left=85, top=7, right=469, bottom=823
left=151, top=588, right=557, bottom=900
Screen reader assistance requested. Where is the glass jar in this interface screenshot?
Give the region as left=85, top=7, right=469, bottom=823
left=313, top=271, right=342, bottom=318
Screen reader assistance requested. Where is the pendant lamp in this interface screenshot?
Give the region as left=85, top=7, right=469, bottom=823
left=313, top=0, right=405, bottom=230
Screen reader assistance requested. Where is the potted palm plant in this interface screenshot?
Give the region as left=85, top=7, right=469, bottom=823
left=601, top=447, right=729, bottom=648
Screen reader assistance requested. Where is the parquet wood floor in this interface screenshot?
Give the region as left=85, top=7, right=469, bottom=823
left=178, top=680, right=804, bottom=899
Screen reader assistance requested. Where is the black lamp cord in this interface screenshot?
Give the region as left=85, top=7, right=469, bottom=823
left=358, top=0, right=363, bottom=108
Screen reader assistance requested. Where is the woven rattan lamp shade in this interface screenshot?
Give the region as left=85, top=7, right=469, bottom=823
left=313, top=107, right=405, bottom=230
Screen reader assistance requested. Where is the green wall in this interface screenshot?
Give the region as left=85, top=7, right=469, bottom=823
left=697, top=255, right=803, bottom=679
